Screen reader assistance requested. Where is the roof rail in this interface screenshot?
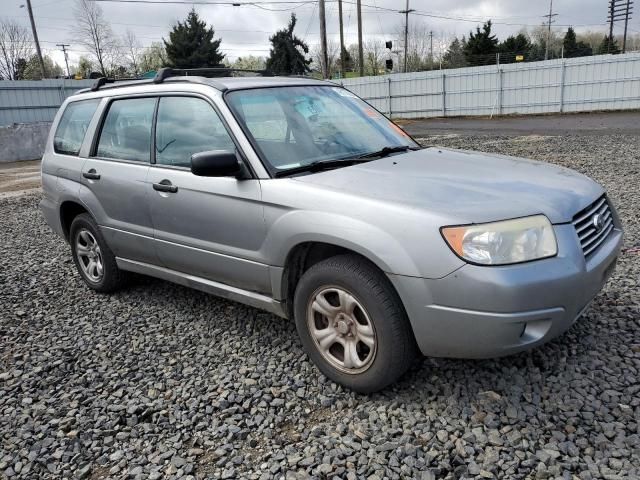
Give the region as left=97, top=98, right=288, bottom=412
left=90, top=76, right=146, bottom=91
left=153, top=66, right=272, bottom=84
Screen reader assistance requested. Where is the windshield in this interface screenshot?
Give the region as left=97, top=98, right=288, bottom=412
left=225, top=86, right=418, bottom=175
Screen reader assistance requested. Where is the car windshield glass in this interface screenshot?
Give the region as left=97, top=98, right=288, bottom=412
left=225, top=86, right=418, bottom=174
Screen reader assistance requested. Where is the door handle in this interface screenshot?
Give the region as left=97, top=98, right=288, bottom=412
left=83, top=169, right=100, bottom=180
left=153, top=180, right=178, bottom=193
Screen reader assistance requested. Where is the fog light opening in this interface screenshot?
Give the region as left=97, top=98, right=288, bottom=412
left=520, top=318, right=553, bottom=343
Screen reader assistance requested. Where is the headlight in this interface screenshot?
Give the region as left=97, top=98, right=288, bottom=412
left=441, top=215, right=557, bottom=265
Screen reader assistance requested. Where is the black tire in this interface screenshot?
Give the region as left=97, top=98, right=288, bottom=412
left=294, top=254, right=417, bottom=393
left=69, top=213, right=128, bottom=293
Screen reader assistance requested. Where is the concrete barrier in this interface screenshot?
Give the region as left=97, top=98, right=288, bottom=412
left=0, top=122, right=51, bottom=163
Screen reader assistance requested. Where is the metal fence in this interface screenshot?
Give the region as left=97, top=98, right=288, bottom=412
left=1, top=53, right=640, bottom=126
left=0, top=79, right=94, bottom=126
left=340, top=52, right=640, bottom=119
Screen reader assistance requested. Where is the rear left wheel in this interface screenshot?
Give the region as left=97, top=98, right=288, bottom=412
left=70, top=213, right=128, bottom=293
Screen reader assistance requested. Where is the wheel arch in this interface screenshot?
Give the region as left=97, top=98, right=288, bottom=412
left=279, top=239, right=410, bottom=321
left=60, top=200, right=90, bottom=241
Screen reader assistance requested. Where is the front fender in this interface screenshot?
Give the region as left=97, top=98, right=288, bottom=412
left=263, top=209, right=424, bottom=277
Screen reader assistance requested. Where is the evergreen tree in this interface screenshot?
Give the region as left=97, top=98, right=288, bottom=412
left=498, top=33, right=531, bottom=63
left=463, top=21, right=499, bottom=65
left=22, top=55, right=63, bottom=79
left=442, top=37, right=466, bottom=68
left=14, top=58, right=27, bottom=80
left=597, top=35, right=621, bottom=55
left=164, top=9, right=224, bottom=69
left=265, top=14, right=311, bottom=75
left=563, top=27, right=593, bottom=58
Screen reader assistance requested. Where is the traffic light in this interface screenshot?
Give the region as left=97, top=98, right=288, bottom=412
left=385, top=59, right=393, bottom=71
left=385, top=41, right=393, bottom=50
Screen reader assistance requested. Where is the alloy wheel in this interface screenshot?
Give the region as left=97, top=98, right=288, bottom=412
left=75, top=229, right=104, bottom=283
left=306, top=286, right=377, bottom=374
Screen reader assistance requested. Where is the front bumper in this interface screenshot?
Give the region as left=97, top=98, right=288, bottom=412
left=389, top=224, right=623, bottom=358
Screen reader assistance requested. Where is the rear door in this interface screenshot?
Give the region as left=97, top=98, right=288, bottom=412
left=146, top=95, right=270, bottom=294
left=80, top=96, right=158, bottom=265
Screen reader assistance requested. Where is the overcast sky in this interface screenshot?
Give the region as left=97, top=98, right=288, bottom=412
left=4, top=0, right=638, bottom=70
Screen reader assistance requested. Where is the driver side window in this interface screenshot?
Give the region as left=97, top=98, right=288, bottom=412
left=155, top=96, right=234, bottom=168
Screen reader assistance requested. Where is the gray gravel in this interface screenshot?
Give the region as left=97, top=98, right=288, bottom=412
left=1, top=133, right=639, bottom=480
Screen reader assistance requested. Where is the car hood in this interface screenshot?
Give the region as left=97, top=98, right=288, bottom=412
left=292, top=147, right=604, bottom=224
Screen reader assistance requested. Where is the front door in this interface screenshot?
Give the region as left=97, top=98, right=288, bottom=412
left=146, top=95, right=270, bottom=294
left=80, top=96, right=157, bottom=265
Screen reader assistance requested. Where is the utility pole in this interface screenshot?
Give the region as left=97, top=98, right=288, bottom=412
left=338, top=0, right=346, bottom=78
left=429, top=30, right=433, bottom=65
left=608, top=0, right=634, bottom=53
left=399, top=0, right=415, bottom=73
left=318, top=0, right=329, bottom=79
left=57, top=44, right=71, bottom=78
left=357, top=0, right=364, bottom=77
left=543, top=0, right=557, bottom=60
left=622, top=0, right=632, bottom=52
left=24, top=0, right=47, bottom=78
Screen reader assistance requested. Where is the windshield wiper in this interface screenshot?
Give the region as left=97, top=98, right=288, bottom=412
left=274, top=158, right=371, bottom=178
left=354, top=145, right=419, bottom=159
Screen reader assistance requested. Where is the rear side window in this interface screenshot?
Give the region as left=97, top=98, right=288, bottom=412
left=96, top=98, right=155, bottom=163
left=53, top=99, right=100, bottom=156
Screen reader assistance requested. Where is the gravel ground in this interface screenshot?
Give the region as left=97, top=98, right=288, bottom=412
left=1, top=134, right=639, bottom=480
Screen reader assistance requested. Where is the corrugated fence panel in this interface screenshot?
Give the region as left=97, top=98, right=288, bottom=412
left=391, top=72, right=444, bottom=118
left=2, top=56, right=640, bottom=124
left=0, top=79, right=94, bottom=126
left=341, top=52, right=640, bottom=119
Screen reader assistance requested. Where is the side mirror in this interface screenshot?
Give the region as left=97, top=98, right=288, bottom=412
left=191, top=150, right=242, bottom=177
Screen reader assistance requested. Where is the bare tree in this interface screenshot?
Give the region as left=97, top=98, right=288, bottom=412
left=622, top=33, right=640, bottom=52
left=232, top=55, right=266, bottom=71
left=578, top=30, right=610, bottom=53
left=347, top=43, right=361, bottom=74
left=139, top=42, right=167, bottom=72
left=0, top=19, right=33, bottom=80
left=312, top=40, right=339, bottom=78
left=363, top=39, right=385, bottom=75
left=391, top=20, right=451, bottom=72
left=528, top=25, right=562, bottom=58
left=122, top=29, right=142, bottom=75
left=74, top=0, right=116, bottom=76
left=74, top=55, right=93, bottom=78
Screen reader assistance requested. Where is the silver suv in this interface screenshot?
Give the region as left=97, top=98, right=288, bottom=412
left=41, top=70, right=623, bottom=392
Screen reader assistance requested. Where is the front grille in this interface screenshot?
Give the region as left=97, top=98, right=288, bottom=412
left=572, top=195, right=614, bottom=257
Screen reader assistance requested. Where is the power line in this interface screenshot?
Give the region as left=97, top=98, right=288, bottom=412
left=14, top=2, right=611, bottom=29
left=90, top=0, right=314, bottom=4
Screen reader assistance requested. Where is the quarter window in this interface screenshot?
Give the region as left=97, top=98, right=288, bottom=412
left=96, top=98, right=155, bottom=163
left=155, top=97, right=235, bottom=168
left=53, top=99, right=100, bottom=156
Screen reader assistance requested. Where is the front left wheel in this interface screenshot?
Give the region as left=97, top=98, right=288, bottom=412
left=69, top=213, right=128, bottom=293
left=293, top=254, right=417, bottom=393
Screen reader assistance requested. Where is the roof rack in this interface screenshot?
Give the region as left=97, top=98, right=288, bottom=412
left=153, top=66, right=272, bottom=84
left=86, top=66, right=271, bottom=92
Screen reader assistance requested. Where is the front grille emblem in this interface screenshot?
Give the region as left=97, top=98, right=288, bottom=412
left=592, top=213, right=605, bottom=231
